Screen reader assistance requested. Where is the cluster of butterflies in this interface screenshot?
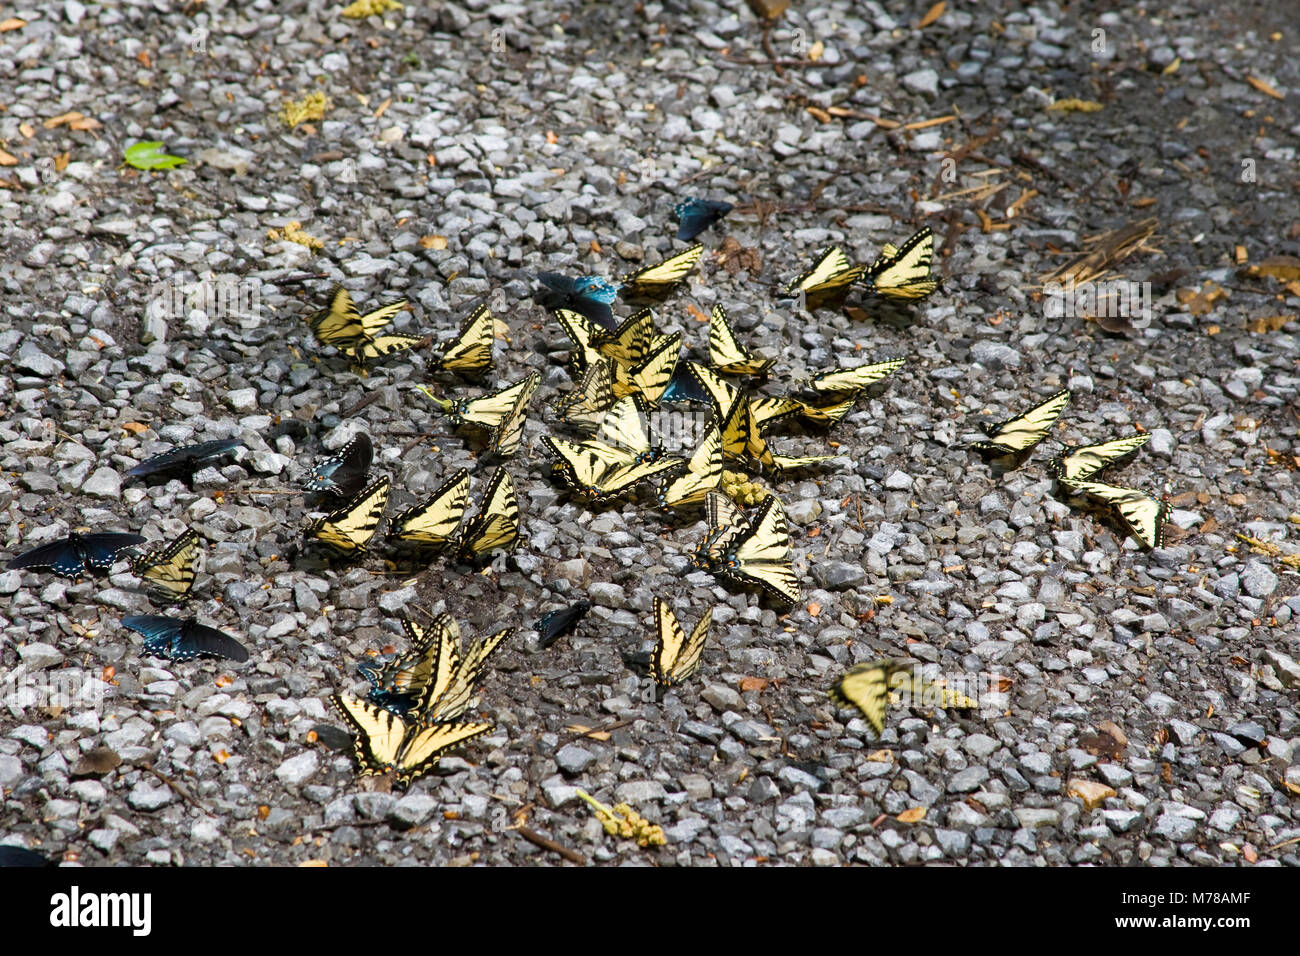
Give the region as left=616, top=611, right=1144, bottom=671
left=965, top=389, right=1167, bottom=549
left=5, top=439, right=253, bottom=663
left=302, top=430, right=521, bottom=564
left=332, top=612, right=510, bottom=786
left=781, top=226, right=940, bottom=310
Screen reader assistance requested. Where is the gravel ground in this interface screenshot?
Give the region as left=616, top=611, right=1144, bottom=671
left=2, top=1, right=1299, bottom=867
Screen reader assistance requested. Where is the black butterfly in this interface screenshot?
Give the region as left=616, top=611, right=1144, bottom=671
left=121, top=615, right=249, bottom=663
left=0, top=846, right=54, bottom=868
left=303, top=433, right=373, bottom=498
left=534, top=599, right=592, bottom=649
left=673, top=198, right=733, bottom=241
left=125, top=438, right=244, bottom=484
left=7, top=532, right=145, bottom=578
left=658, top=360, right=709, bottom=404
left=535, top=273, right=620, bottom=330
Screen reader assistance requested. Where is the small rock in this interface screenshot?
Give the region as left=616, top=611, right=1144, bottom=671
left=274, top=751, right=318, bottom=786
left=81, top=468, right=121, bottom=499
left=555, top=744, right=596, bottom=775
left=1239, top=561, right=1278, bottom=598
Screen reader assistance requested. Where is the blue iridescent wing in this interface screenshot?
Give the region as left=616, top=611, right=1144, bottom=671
left=534, top=599, right=592, bottom=649
left=123, top=615, right=249, bottom=663
left=304, top=433, right=373, bottom=497
left=126, top=438, right=244, bottom=480
left=673, top=198, right=733, bottom=241
left=8, top=532, right=144, bottom=578
left=358, top=652, right=420, bottom=716
left=536, top=273, right=620, bottom=330
left=659, top=361, right=709, bottom=404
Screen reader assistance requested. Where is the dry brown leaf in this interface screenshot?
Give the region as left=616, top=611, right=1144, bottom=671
left=54, top=151, right=70, bottom=172
left=897, top=806, right=927, bottom=824
left=738, top=676, right=771, bottom=693
left=121, top=421, right=148, bottom=434
left=1176, top=281, right=1228, bottom=316
left=1067, top=778, right=1116, bottom=811
left=44, top=111, right=85, bottom=129
left=917, top=1, right=946, bottom=28
left=807, top=601, right=821, bottom=617
left=1243, top=844, right=1258, bottom=863
left=69, top=116, right=102, bottom=132
left=373, top=97, right=392, bottom=119
left=1244, top=255, right=1300, bottom=282
left=0, top=149, right=17, bottom=167
left=1247, top=315, right=1293, bottom=333
left=0, top=17, right=26, bottom=31
left=1246, top=75, right=1284, bottom=101
left=806, top=105, right=831, bottom=123
left=420, top=235, right=446, bottom=250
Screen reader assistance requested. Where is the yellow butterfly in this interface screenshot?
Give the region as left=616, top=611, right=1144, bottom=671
left=708, top=305, right=774, bottom=376
left=861, top=227, right=938, bottom=301
left=306, top=476, right=390, bottom=555
left=331, top=692, right=492, bottom=787
left=455, top=467, right=520, bottom=560
left=651, top=598, right=712, bottom=686
left=435, top=303, right=494, bottom=376
left=782, top=246, right=864, bottom=310
left=621, top=244, right=704, bottom=298
left=967, top=389, right=1071, bottom=455
left=388, top=469, right=471, bottom=551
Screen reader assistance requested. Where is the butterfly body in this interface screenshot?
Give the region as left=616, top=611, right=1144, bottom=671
left=8, top=532, right=145, bottom=578
left=122, top=615, right=249, bottom=663
left=534, top=600, right=592, bottom=649
left=673, top=198, right=733, bottom=241
left=126, top=438, right=244, bottom=484
left=652, top=598, right=712, bottom=685
left=306, top=476, right=390, bottom=555
left=303, top=433, right=373, bottom=498
left=966, top=389, right=1071, bottom=455
left=130, top=529, right=200, bottom=604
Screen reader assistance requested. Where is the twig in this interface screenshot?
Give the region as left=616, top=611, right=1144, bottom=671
left=401, top=428, right=440, bottom=455
left=341, top=391, right=383, bottom=418
left=137, top=763, right=209, bottom=814
left=511, top=825, right=587, bottom=865
left=556, top=718, right=634, bottom=748
left=760, top=20, right=784, bottom=78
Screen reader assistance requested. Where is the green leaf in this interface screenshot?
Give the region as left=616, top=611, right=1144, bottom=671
left=124, top=141, right=187, bottom=171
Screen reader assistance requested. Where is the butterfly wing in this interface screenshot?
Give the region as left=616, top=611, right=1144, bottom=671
left=621, top=244, right=703, bottom=298
left=967, top=389, right=1071, bottom=454
left=448, top=373, right=540, bottom=429
left=437, top=304, right=494, bottom=375
left=594, top=309, right=658, bottom=366
left=350, top=333, right=423, bottom=366
left=393, top=720, right=494, bottom=787
left=307, top=285, right=365, bottom=348
left=862, top=227, right=938, bottom=300
left=1047, top=434, right=1152, bottom=482
left=808, top=358, right=906, bottom=394
left=126, top=438, right=245, bottom=481
left=719, top=494, right=799, bottom=605
left=456, top=468, right=520, bottom=559
left=592, top=394, right=657, bottom=459
left=651, top=598, right=686, bottom=686
left=307, top=476, right=391, bottom=554
left=357, top=298, right=409, bottom=336
left=535, top=600, right=592, bottom=649
left=332, top=692, right=408, bottom=777
left=828, top=661, right=904, bottom=734
left=708, top=305, right=774, bottom=376
left=9, top=533, right=145, bottom=578
left=303, top=433, right=373, bottom=497
left=555, top=308, right=605, bottom=374
left=123, top=615, right=248, bottom=663
left=555, top=358, right=618, bottom=432
left=674, top=198, right=733, bottom=241
left=611, top=332, right=681, bottom=405
left=390, top=469, right=471, bottom=549
left=417, top=626, right=512, bottom=723
left=487, top=371, right=540, bottom=458
left=538, top=275, right=619, bottom=329
left=657, top=420, right=723, bottom=510
left=130, top=529, right=200, bottom=604
left=1060, top=478, right=1168, bottom=550
left=782, top=246, right=864, bottom=302
left=672, top=605, right=712, bottom=683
